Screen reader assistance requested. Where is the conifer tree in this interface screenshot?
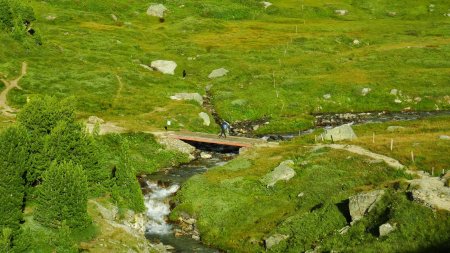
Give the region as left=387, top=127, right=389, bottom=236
left=35, top=161, right=90, bottom=229
left=0, top=126, right=29, bottom=231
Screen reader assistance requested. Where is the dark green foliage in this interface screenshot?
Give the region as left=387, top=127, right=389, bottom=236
left=112, top=142, right=145, bottom=212
left=0, top=0, right=37, bottom=43
left=18, top=96, right=76, bottom=136
left=0, top=126, right=29, bottom=232
left=35, top=161, right=90, bottom=229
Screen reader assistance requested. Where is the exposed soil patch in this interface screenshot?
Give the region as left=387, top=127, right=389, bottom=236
left=0, top=62, right=27, bottom=117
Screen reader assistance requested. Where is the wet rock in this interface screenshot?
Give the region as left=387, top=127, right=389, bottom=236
left=261, top=160, right=296, bottom=187
left=88, top=116, right=105, bottom=124
left=349, top=190, right=385, bottom=223
left=361, top=87, right=371, bottom=96
left=208, top=68, right=229, bottom=79
left=439, top=135, right=450, bottom=140
left=264, top=234, right=289, bottom=249
left=170, top=93, right=203, bottom=105
left=335, top=9, right=348, bottom=16
left=379, top=223, right=396, bottom=237
left=200, top=152, right=212, bottom=159
left=198, top=112, right=210, bottom=126
left=387, top=126, right=406, bottom=132
left=321, top=124, right=357, bottom=142
left=147, top=4, right=167, bottom=18
left=151, top=60, right=177, bottom=75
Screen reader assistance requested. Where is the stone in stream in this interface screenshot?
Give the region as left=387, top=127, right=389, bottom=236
left=349, top=190, right=385, bottom=224
left=261, top=160, right=296, bottom=187
left=208, top=68, right=229, bottom=79
left=321, top=124, right=357, bottom=142
left=198, top=112, right=210, bottom=126
left=151, top=60, right=177, bottom=75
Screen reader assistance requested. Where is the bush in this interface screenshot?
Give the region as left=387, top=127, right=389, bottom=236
left=35, top=161, right=91, bottom=229
left=0, top=0, right=37, bottom=43
left=0, top=126, right=29, bottom=232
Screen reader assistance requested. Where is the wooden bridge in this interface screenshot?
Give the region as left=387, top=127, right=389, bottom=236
left=165, top=131, right=266, bottom=148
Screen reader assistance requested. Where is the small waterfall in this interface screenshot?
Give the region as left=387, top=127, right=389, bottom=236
left=144, top=181, right=180, bottom=235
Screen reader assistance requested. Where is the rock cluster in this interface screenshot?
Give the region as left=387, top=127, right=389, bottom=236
left=174, top=215, right=201, bottom=241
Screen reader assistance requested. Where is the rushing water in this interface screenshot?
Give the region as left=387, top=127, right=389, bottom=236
left=141, top=153, right=234, bottom=252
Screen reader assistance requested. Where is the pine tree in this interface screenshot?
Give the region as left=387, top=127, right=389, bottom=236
left=35, top=161, right=90, bottom=229
left=0, top=126, right=29, bottom=232
left=112, top=142, right=145, bottom=212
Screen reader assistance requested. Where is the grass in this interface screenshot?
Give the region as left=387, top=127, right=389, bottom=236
left=0, top=0, right=449, bottom=133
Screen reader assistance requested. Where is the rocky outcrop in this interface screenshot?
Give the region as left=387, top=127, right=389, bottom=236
left=408, top=176, right=450, bottom=211
left=261, top=160, right=296, bottom=187
left=264, top=234, right=289, bottom=249
left=321, top=124, right=357, bottom=142
left=170, top=93, right=203, bottom=105
left=349, top=190, right=385, bottom=223
left=151, top=60, right=177, bottom=75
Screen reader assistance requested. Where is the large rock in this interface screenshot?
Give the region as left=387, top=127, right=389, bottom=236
left=349, top=190, right=385, bottom=223
left=198, top=112, right=210, bottom=126
left=261, top=160, right=296, bottom=187
left=208, top=68, right=229, bottom=79
left=379, top=223, right=396, bottom=237
left=321, top=124, right=357, bottom=142
left=408, top=176, right=450, bottom=211
left=264, top=234, right=289, bottom=249
left=151, top=60, right=177, bottom=75
left=158, top=137, right=196, bottom=159
left=170, top=93, right=203, bottom=105
left=147, top=4, right=167, bottom=18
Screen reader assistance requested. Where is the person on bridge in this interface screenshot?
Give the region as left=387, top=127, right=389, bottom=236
left=219, top=120, right=230, bottom=138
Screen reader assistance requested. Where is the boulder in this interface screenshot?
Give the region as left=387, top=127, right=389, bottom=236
left=408, top=176, right=450, bottom=211
left=439, top=135, right=450, bottom=140
left=335, top=9, right=348, bottom=16
left=170, top=93, right=203, bottom=105
left=261, top=1, right=273, bottom=9
left=208, top=68, right=229, bottom=79
left=387, top=126, right=406, bottom=132
left=379, top=223, right=396, bottom=237
left=88, top=116, right=105, bottom=124
left=198, top=112, right=210, bottom=126
left=150, top=60, right=177, bottom=75
left=158, top=137, right=196, bottom=158
left=361, top=87, right=371, bottom=96
left=261, top=160, right=296, bottom=187
left=147, top=4, right=167, bottom=18
left=349, top=190, right=385, bottom=223
left=264, top=234, right=289, bottom=249
left=321, top=124, right=357, bottom=142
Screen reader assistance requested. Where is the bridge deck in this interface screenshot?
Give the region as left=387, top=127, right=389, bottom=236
left=168, top=131, right=266, bottom=147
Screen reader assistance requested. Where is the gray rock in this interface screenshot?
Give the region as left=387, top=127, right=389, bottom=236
left=170, top=93, right=203, bottom=105
left=335, top=9, right=348, bottom=16
left=379, top=223, right=396, bottom=237
left=323, top=94, right=331, bottom=99
left=390, top=89, right=398, bottom=95
left=208, top=68, right=229, bottom=79
left=158, top=137, right=196, bottom=158
left=198, top=112, right=210, bottom=126
left=353, top=39, right=360, bottom=45
left=349, top=190, right=385, bottom=223
left=261, top=160, right=296, bottom=187
left=200, top=152, right=212, bottom=159
left=264, top=234, right=289, bottom=249
left=387, top=126, right=406, bottom=132
left=361, top=87, right=371, bottom=96
left=147, top=4, right=167, bottom=18
left=408, top=176, right=450, bottom=211
left=151, top=60, right=177, bottom=75
left=321, top=124, right=357, bottom=142
left=439, top=135, right=450, bottom=140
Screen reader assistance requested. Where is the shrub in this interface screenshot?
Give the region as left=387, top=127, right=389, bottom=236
left=0, top=126, right=29, bottom=232
left=35, top=161, right=91, bottom=229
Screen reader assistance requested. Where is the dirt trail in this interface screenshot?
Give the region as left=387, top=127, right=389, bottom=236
left=0, top=62, right=27, bottom=116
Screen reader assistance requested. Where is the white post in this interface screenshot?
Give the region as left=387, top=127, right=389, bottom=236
left=390, top=139, right=394, bottom=151
left=432, top=167, right=434, bottom=176
left=372, top=132, right=375, bottom=143
left=411, top=151, right=415, bottom=163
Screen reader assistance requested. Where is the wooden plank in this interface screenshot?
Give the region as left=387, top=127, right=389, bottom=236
left=171, top=135, right=253, bottom=147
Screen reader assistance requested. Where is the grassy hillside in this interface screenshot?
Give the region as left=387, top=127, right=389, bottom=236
left=1, top=0, right=449, bottom=133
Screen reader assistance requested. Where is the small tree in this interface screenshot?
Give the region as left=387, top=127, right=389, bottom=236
left=35, top=161, right=90, bottom=229
left=112, top=142, right=145, bottom=212
left=0, top=126, right=29, bottom=231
